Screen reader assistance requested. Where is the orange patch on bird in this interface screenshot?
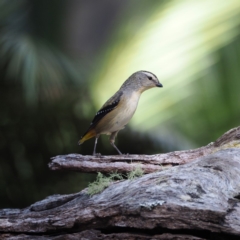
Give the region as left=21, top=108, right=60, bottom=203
left=78, top=129, right=96, bottom=145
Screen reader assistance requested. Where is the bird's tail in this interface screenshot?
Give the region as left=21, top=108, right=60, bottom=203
left=78, top=129, right=96, bottom=145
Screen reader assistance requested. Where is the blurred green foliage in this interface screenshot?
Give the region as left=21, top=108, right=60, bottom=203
left=0, top=0, right=91, bottom=208
left=0, top=0, right=163, bottom=208
left=93, top=0, right=240, bottom=149
left=0, top=0, right=240, bottom=208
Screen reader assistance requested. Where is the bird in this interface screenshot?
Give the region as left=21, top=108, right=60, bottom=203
left=78, top=70, right=163, bottom=155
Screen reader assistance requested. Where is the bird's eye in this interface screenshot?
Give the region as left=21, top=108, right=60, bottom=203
left=148, top=76, right=152, bottom=80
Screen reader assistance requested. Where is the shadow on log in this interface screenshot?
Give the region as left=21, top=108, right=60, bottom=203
left=1, top=127, right=240, bottom=240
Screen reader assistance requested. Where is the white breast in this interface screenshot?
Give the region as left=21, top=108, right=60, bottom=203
left=108, top=91, right=141, bottom=133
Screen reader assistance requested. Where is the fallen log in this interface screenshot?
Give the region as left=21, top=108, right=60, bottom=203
left=0, top=145, right=240, bottom=239
left=49, top=126, right=240, bottom=174
left=1, top=127, right=240, bottom=239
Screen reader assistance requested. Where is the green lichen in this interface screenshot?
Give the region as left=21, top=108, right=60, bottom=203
left=87, top=166, right=144, bottom=196
left=87, top=172, right=123, bottom=197
left=127, top=165, right=144, bottom=180
left=211, top=140, right=240, bottom=154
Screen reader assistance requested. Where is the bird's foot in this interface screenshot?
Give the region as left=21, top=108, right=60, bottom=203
left=93, top=152, right=102, bottom=157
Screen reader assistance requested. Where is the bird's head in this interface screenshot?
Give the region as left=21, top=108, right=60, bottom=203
left=123, top=70, right=163, bottom=93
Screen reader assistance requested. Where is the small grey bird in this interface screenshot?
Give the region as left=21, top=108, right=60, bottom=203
left=78, top=70, right=163, bottom=155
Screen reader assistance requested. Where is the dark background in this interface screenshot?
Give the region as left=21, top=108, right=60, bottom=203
left=0, top=0, right=239, bottom=208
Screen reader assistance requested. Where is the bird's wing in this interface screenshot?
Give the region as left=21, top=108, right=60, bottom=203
left=79, top=91, right=123, bottom=144
left=90, top=90, right=123, bottom=127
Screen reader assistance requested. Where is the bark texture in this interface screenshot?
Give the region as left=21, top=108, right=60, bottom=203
left=1, top=127, right=240, bottom=240
left=49, top=126, right=240, bottom=174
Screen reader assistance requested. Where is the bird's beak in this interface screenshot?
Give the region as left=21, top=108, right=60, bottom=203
left=156, top=82, right=163, bottom=87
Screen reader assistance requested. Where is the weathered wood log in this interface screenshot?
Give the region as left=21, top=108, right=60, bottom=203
left=49, top=126, right=240, bottom=174
left=1, top=145, right=240, bottom=239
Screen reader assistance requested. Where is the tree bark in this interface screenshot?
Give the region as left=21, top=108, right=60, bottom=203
left=49, top=126, right=240, bottom=174
left=1, top=127, right=240, bottom=240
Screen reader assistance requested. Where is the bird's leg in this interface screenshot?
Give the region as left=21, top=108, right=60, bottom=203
left=110, top=131, right=122, bottom=155
left=93, top=135, right=100, bottom=155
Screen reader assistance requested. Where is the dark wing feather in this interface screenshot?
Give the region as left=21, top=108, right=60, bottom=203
left=80, top=91, right=123, bottom=141
left=78, top=91, right=123, bottom=142
left=90, top=91, right=123, bottom=128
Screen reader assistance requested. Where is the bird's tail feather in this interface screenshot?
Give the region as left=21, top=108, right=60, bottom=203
left=78, top=129, right=96, bottom=145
